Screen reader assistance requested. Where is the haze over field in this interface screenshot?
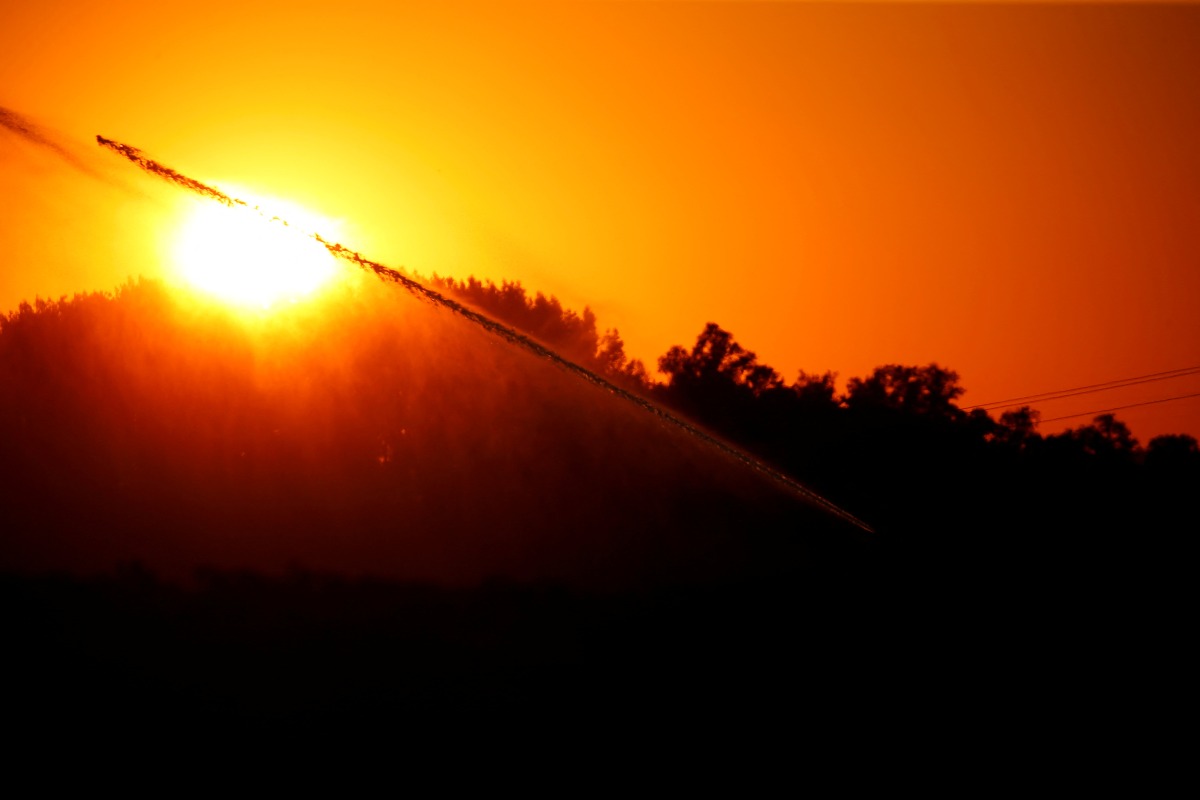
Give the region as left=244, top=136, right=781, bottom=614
left=1, top=277, right=871, bottom=585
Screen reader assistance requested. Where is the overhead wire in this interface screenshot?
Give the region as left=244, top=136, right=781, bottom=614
left=964, top=365, right=1200, bottom=411
left=1039, top=391, right=1200, bottom=424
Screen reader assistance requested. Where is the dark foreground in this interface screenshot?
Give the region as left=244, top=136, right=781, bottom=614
left=4, top=552, right=1164, bottom=748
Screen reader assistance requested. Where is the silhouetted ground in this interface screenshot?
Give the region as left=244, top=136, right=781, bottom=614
left=1, top=279, right=1190, bottom=746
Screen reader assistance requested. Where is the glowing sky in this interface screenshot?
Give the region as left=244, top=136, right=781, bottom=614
left=2, top=1, right=1198, bottom=440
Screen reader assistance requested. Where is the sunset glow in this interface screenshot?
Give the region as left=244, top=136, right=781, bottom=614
left=2, top=0, right=1197, bottom=731
left=173, top=196, right=338, bottom=308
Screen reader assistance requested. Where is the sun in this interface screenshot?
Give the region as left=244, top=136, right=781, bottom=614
left=173, top=192, right=340, bottom=308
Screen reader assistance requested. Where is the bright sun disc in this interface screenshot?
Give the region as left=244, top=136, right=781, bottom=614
left=174, top=194, right=339, bottom=308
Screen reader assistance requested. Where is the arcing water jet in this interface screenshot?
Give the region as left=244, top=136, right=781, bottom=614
left=96, top=134, right=873, bottom=533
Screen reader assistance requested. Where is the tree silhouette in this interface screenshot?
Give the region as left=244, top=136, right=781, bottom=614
left=432, top=275, right=649, bottom=389
left=595, top=327, right=650, bottom=387
left=1047, top=413, right=1139, bottom=464
left=658, top=322, right=781, bottom=393
left=654, top=323, right=785, bottom=444
left=792, top=370, right=838, bottom=408
left=995, top=406, right=1041, bottom=450
left=844, top=363, right=964, bottom=418
left=1145, top=433, right=1199, bottom=475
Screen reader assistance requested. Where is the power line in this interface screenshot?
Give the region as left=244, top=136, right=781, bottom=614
left=964, top=365, right=1200, bottom=411
left=1039, top=391, right=1200, bottom=424
left=975, top=368, right=1200, bottom=411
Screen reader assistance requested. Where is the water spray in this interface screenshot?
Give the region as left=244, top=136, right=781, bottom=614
left=96, top=135, right=873, bottom=533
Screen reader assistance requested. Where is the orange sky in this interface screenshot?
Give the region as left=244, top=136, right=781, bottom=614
left=2, top=1, right=1199, bottom=442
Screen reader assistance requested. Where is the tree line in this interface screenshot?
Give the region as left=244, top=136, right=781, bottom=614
left=439, top=275, right=1197, bottom=601
left=439, top=275, right=1197, bottom=476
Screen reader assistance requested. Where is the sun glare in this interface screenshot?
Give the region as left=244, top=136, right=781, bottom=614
left=174, top=193, right=339, bottom=308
